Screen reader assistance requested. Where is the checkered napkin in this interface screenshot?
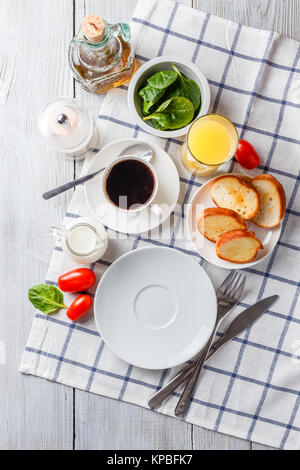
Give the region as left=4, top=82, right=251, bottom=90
left=20, top=0, right=300, bottom=449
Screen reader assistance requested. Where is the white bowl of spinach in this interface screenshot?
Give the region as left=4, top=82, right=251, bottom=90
left=128, top=56, right=211, bottom=138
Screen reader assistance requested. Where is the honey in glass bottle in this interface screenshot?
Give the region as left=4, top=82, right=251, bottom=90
left=69, top=15, right=136, bottom=94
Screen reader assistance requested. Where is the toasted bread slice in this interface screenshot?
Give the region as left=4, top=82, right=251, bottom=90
left=197, top=207, right=246, bottom=242
left=211, top=175, right=260, bottom=220
left=216, top=229, right=263, bottom=263
left=251, top=174, right=286, bottom=228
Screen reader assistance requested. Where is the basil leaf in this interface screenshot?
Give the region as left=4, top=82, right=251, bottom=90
left=168, top=64, right=201, bottom=112
left=147, top=70, right=178, bottom=90
left=143, top=97, right=194, bottom=130
left=139, top=85, right=165, bottom=115
left=28, top=284, right=68, bottom=315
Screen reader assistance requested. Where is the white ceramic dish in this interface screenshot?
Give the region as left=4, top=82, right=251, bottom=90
left=186, top=173, right=282, bottom=269
left=128, top=55, right=211, bottom=138
left=84, top=138, right=180, bottom=234
left=94, top=247, right=217, bottom=370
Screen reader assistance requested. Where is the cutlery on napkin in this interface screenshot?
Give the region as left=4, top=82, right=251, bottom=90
left=175, top=271, right=246, bottom=416
left=148, top=294, right=279, bottom=410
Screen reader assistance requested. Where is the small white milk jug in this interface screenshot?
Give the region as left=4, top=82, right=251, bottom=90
left=52, top=216, right=108, bottom=264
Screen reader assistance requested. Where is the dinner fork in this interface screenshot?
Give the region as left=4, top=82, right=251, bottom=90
left=174, top=271, right=246, bottom=416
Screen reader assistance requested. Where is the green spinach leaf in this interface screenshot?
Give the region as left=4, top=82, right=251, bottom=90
left=28, top=284, right=68, bottom=315
left=147, top=70, right=178, bottom=90
left=143, top=97, right=194, bottom=129
left=139, top=84, right=165, bottom=115
left=151, top=118, right=168, bottom=130
left=168, top=64, right=201, bottom=112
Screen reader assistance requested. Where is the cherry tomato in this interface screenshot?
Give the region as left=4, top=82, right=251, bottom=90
left=235, top=139, right=261, bottom=169
left=58, top=268, right=96, bottom=293
left=67, top=294, right=93, bottom=321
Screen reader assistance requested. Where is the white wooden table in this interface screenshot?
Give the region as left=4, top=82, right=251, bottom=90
left=1, top=0, right=299, bottom=450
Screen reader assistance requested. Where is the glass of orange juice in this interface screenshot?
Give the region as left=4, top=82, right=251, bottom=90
left=181, top=114, right=239, bottom=176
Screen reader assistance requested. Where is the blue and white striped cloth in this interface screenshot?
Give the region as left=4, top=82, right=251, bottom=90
left=20, top=0, right=300, bottom=449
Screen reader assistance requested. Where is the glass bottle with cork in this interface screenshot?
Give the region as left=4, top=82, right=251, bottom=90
left=69, top=14, right=136, bottom=94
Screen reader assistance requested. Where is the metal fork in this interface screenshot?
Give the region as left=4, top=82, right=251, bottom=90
left=174, top=271, right=246, bottom=416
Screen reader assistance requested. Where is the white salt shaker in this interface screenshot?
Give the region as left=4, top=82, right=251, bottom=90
left=52, top=216, right=108, bottom=264
left=38, top=97, right=95, bottom=160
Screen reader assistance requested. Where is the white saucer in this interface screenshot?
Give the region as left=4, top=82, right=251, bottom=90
left=94, top=247, right=217, bottom=369
left=186, top=173, right=282, bottom=269
left=84, top=138, right=180, bottom=234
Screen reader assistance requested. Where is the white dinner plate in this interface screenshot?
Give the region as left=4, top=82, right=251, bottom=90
left=186, top=173, right=282, bottom=269
left=94, top=247, right=217, bottom=369
left=84, top=138, right=180, bottom=234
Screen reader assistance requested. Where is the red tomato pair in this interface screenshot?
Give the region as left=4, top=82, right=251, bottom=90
left=58, top=268, right=96, bottom=322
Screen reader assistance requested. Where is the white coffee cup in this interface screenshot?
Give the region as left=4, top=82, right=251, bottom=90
left=102, top=156, right=161, bottom=215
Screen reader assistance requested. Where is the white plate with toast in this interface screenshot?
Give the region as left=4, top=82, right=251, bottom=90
left=186, top=173, right=283, bottom=269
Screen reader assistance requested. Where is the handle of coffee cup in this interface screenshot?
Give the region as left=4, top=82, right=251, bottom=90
left=150, top=204, right=163, bottom=217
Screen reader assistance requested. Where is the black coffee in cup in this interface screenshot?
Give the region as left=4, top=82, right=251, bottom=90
left=105, top=159, right=155, bottom=210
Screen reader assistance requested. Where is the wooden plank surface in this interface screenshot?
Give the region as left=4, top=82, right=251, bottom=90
left=1, top=0, right=299, bottom=450
left=0, top=0, right=74, bottom=450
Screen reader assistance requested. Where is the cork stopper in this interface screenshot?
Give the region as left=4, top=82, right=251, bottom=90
left=82, top=15, right=105, bottom=43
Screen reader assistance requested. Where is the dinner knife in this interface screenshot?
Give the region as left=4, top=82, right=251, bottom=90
left=206, top=294, right=279, bottom=359
left=148, top=294, right=279, bottom=409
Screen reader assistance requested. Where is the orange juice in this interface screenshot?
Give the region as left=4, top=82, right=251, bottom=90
left=182, top=114, right=238, bottom=176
